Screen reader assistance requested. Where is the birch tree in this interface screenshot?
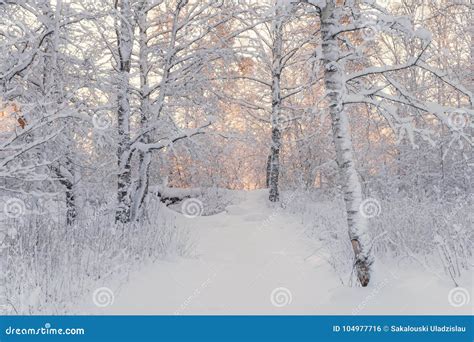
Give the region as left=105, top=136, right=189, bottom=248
left=113, top=0, right=134, bottom=223
left=268, top=3, right=284, bottom=202
left=315, top=0, right=373, bottom=286
left=228, top=1, right=319, bottom=201
left=300, top=0, right=473, bottom=286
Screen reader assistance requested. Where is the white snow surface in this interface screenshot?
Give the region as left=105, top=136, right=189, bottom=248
left=78, top=190, right=472, bottom=315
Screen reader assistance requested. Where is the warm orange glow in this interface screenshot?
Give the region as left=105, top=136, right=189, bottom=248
left=0, top=101, right=24, bottom=131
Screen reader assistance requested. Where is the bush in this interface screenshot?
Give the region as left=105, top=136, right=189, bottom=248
left=2, top=196, right=190, bottom=314
left=285, top=190, right=473, bottom=286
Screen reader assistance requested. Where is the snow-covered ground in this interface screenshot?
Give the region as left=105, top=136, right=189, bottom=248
left=79, top=190, right=472, bottom=315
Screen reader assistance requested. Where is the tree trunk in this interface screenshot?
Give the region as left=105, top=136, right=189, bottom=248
left=320, top=0, right=373, bottom=286
left=115, top=0, right=133, bottom=223
left=130, top=0, right=185, bottom=218
left=65, top=184, right=76, bottom=225
left=265, top=154, right=272, bottom=187
left=41, top=0, right=77, bottom=226
left=268, top=7, right=283, bottom=202
left=53, top=161, right=77, bottom=225
left=63, top=157, right=77, bottom=226
left=131, top=6, right=151, bottom=221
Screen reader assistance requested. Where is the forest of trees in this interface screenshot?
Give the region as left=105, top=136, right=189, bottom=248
left=0, top=0, right=472, bottom=314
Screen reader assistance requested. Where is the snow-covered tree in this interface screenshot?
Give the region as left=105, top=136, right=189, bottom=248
left=225, top=0, right=320, bottom=201
left=0, top=0, right=92, bottom=225
left=299, top=0, right=473, bottom=286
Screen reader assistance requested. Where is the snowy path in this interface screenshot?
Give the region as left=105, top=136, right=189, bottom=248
left=81, top=190, right=472, bottom=315
left=90, top=190, right=338, bottom=314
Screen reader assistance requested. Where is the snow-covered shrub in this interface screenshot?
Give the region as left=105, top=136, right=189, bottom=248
left=3, top=200, right=190, bottom=314
left=284, top=190, right=355, bottom=285
left=164, top=187, right=235, bottom=216
left=192, top=187, right=235, bottom=216
left=285, top=190, right=473, bottom=286
left=370, top=197, right=473, bottom=284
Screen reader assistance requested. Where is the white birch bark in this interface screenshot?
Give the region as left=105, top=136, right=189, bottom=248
left=320, top=0, right=373, bottom=286
left=115, top=0, right=134, bottom=223
left=131, top=2, right=152, bottom=221
left=268, top=4, right=284, bottom=202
